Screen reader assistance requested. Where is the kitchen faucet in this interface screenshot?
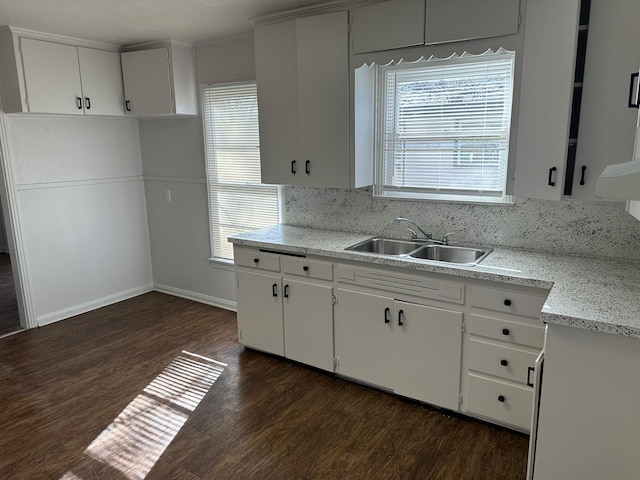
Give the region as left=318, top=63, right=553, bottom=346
left=394, top=217, right=456, bottom=245
left=394, top=217, right=433, bottom=241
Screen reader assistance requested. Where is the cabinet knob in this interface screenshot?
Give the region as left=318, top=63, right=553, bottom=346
left=500, top=359, right=508, bottom=367
left=253, top=258, right=259, bottom=263
left=502, top=328, right=510, bottom=336
left=504, top=299, right=512, bottom=306
left=498, top=395, right=505, bottom=403
left=303, top=266, right=309, bottom=272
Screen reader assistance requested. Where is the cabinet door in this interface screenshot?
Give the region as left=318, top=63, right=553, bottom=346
left=236, top=270, right=284, bottom=356
left=296, top=11, right=350, bottom=188
left=394, top=301, right=462, bottom=410
left=77, top=48, right=124, bottom=116
left=20, top=38, right=83, bottom=115
left=121, top=48, right=173, bottom=116
left=334, top=288, right=394, bottom=389
left=425, top=0, right=520, bottom=44
left=572, top=0, right=640, bottom=199
left=514, top=0, right=580, bottom=200
left=255, top=20, right=301, bottom=185
left=351, top=0, right=425, bottom=54
left=283, top=279, right=334, bottom=371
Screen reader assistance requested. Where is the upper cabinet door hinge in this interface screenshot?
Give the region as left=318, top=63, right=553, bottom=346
left=333, top=356, right=339, bottom=369
left=332, top=294, right=337, bottom=305
left=461, top=322, right=465, bottom=333
left=458, top=394, right=463, bottom=406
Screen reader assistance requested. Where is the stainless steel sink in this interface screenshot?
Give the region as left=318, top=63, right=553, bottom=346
left=345, top=237, right=492, bottom=265
left=345, top=237, right=423, bottom=255
left=409, top=245, right=492, bottom=265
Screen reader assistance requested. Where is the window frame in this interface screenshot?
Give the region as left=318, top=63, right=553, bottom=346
left=373, top=49, right=516, bottom=205
left=201, top=80, right=282, bottom=265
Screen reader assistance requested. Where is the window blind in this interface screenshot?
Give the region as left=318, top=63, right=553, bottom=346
left=203, top=82, right=279, bottom=261
left=376, top=50, right=515, bottom=201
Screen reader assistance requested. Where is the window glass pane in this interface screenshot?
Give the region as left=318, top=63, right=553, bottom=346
left=376, top=50, right=515, bottom=201
left=203, top=82, right=280, bottom=260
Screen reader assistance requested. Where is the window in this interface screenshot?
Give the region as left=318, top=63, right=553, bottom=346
left=202, top=82, right=280, bottom=261
left=374, top=49, right=515, bottom=203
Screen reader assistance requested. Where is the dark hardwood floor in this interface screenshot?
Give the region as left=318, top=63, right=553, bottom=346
left=0, top=292, right=528, bottom=479
left=0, top=253, right=21, bottom=337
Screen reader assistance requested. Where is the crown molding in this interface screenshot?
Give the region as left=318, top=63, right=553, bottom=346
left=4, top=25, right=120, bottom=51
left=251, top=0, right=386, bottom=26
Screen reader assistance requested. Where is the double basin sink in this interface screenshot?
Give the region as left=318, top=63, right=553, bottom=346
left=345, top=237, right=491, bottom=266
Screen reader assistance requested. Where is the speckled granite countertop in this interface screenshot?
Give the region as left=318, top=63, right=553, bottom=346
left=230, top=225, right=640, bottom=339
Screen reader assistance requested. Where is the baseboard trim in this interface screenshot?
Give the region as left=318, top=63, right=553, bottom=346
left=37, top=283, right=154, bottom=327
left=153, top=283, right=237, bottom=312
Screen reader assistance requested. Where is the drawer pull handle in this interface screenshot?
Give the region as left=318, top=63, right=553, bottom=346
left=527, top=366, right=535, bottom=387
left=283, top=284, right=289, bottom=298
left=504, top=299, right=512, bottom=306
left=253, top=258, right=260, bottom=263
left=500, top=359, right=508, bottom=367
left=398, top=309, right=404, bottom=326
left=502, top=328, right=510, bottom=336
left=498, top=395, right=505, bottom=403
left=305, top=160, right=311, bottom=175
left=272, top=283, right=278, bottom=297
left=291, top=160, right=296, bottom=174
left=384, top=307, right=390, bottom=324
left=303, top=266, right=309, bottom=272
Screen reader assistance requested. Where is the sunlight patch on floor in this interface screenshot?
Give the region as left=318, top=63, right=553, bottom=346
left=61, top=351, right=226, bottom=480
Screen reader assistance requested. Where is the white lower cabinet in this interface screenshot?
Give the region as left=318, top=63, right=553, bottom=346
left=236, top=270, right=284, bottom=356
left=334, top=288, right=463, bottom=409
left=234, top=247, right=335, bottom=372
left=234, top=245, right=551, bottom=432
left=282, top=278, right=334, bottom=371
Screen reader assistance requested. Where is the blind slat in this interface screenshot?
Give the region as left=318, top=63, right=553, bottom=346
left=203, top=82, right=280, bottom=260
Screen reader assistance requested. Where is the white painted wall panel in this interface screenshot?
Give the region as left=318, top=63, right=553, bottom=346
left=19, top=180, right=152, bottom=324
left=7, top=116, right=142, bottom=184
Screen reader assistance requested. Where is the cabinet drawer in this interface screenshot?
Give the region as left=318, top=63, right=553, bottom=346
left=470, top=286, right=547, bottom=318
left=466, top=373, right=533, bottom=431
left=235, top=249, right=280, bottom=272
left=468, top=338, right=538, bottom=385
left=281, top=256, right=333, bottom=281
left=468, top=314, right=544, bottom=349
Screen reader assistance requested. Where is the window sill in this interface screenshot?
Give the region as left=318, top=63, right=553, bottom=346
left=208, top=258, right=235, bottom=271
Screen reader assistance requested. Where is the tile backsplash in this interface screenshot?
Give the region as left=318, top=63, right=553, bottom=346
left=284, top=186, right=640, bottom=261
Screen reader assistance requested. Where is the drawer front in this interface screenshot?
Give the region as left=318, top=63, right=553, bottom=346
left=466, top=373, right=533, bottom=431
left=468, top=338, right=538, bottom=385
left=235, top=249, right=280, bottom=272
left=281, top=256, right=333, bottom=281
left=470, top=286, right=547, bottom=318
left=468, top=313, right=544, bottom=349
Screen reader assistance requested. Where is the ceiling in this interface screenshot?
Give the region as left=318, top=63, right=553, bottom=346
left=0, top=0, right=326, bottom=46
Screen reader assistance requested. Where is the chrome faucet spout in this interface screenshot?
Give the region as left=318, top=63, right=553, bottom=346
left=394, top=217, right=432, bottom=241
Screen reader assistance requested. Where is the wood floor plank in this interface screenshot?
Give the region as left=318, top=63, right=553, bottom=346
left=0, top=292, right=528, bottom=479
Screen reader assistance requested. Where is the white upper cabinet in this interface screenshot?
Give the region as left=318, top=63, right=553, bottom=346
left=425, top=0, right=520, bottom=44
left=255, top=11, right=350, bottom=188
left=13, top=37, right=124, bottom=116
left=351, top=0, right=425, bottom=54
left=351, top=0, right=521, bottom=55
left=0, top=27, right=124, bottom=116
left=77, top=47, right=125, bottom=116
left=514, top=0, right=580, bottom=200
left=571, top=0, right=640, bottom=200
left=121, top=43, right=197, bottom=117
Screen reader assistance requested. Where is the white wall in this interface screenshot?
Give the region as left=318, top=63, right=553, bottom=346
left=5, top=115, right=152, bottom=325
left=138, top=35, right=256, bottom=309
